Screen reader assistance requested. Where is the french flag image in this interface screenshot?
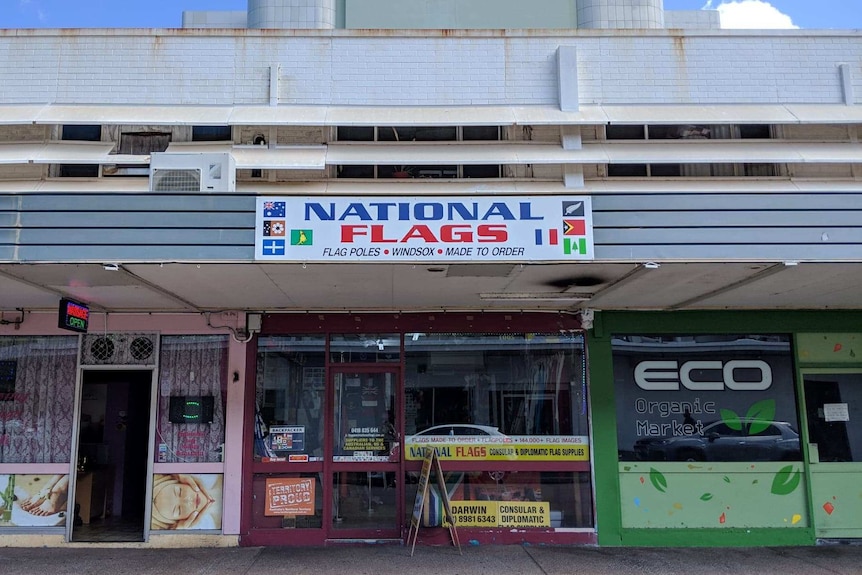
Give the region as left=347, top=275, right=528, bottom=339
left=534, top=228, right=560, bottom=245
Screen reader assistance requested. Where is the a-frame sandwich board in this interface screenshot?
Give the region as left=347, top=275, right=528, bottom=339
left=407, top=446, right=461, bottom=556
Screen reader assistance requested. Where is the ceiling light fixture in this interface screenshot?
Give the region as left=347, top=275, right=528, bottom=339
left=479, top=292, right=592, bottom=302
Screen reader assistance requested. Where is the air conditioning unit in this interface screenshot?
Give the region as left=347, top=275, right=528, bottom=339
left=149, top=152, right=236, bottom=192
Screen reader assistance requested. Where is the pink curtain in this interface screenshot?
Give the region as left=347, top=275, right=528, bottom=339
left=0, top=336, right=78, bottom=463
left=156, top=335, right=228, bottom=463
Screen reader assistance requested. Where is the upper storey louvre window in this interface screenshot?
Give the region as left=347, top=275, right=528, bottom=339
left=335, top=125, right=502, bottom=179
left=59, top=125, right=101, bottom=178
left=107, top=131, right=172, bottom=177
left=119, top=132, right=172, bottom=155
left=605, top=124, right=776, bottom=178
left=192, top=126, right=233, bottom=142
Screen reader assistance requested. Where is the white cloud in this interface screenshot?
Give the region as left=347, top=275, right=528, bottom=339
left=706, top=0, right=798, bottom=29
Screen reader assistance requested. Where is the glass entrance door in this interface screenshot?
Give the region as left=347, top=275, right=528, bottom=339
left=803, top=370, right=862, bottom=538
left=330, top=368, right=401, bottom=539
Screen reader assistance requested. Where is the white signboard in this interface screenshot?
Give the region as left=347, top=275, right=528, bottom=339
left=255, top=196, right=593, bottom=262
left=823, top=403, right=850, bottom=422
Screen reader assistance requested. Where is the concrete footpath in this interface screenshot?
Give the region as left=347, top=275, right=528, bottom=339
left=3, top=544, right=862, bottom=575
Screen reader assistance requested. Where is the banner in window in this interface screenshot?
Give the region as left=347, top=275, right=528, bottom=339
left=404, top=435, right=590, bottom=461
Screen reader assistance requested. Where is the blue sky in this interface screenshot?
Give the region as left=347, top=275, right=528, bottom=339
left=3, top=0, right=861, bottom=30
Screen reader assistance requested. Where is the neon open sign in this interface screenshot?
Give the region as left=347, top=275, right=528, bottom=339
left=58, top=298, right=89, bottom=333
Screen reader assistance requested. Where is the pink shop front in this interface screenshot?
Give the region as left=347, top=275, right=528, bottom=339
left=0, top=312, right=245, bottom=545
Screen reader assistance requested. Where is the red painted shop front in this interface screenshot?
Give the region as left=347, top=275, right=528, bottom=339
left=241, top=313, right=595, bottom=546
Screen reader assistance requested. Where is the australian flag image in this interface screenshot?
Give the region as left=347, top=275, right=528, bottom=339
left=263, top=201, right=286, bottom=218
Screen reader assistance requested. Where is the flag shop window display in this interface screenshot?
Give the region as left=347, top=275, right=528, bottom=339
left=255, top=336, right=327, bottom=462
left=402, top=333, right=593, bottom=529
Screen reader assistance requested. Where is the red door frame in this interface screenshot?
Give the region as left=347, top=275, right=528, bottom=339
left=240, top=312, right=592, bottom=546
left=327, top=364, right=403, bottom=540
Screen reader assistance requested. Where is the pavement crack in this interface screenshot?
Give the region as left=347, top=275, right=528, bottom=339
left=522, top=546, right=549, bottom=575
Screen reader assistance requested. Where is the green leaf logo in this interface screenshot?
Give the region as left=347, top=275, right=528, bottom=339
left=700, top=493, right=713, bottom=501
left=770, top=465, right=801, bottom=495
left=721, top=409, right=742, bottom=430
left=649, top=468, right=668, bottom=493
left=745, top=399, right=776, bottom=435
left=723, top=476, right=731, bottom=484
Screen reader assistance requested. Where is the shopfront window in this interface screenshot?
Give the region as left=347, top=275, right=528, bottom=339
left=156, top=335, right=229, bottom=463
left=330, top=334, right=400, bottom=364
left=403, top=332, right=592, bottom=529
left=613, top=334, right=801, bottom=462
left=804, top=372, right=862, bottom=463
left=0, top=336, right=77, bottom=463
left=333, top=370, right=397, bottom=462
left=332, top=471, right=397, bottom=529
left=404, top=470, right=592, bottom=529
left=255, top=336, right=327, bottom=462
left=404, top=333, right=588, bottom=438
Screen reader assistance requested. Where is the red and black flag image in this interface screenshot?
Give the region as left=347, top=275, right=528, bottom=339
left=263, top=220, right=286, bottom=236
left=563, top=219, right=586, bottom=236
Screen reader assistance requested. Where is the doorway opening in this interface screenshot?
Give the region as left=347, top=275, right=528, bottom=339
left=71, top=369, right=153, bottom=542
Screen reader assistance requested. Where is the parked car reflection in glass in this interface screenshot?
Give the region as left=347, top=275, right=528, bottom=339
left=409, top=424, right=508, bottom=439
left=634, top=419, right=801, bottom=462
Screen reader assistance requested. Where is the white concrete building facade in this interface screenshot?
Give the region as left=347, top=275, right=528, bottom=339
left=1, top=0, right=861, bottom=548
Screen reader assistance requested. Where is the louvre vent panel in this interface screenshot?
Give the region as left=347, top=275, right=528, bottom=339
left=80, top=332, right=158, bottom=366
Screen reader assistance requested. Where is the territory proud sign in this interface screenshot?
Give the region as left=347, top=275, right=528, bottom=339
left=255, top=196, right=593, bottom=262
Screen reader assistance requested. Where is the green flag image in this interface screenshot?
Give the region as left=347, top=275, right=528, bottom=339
left=291, top=230, right=313, bottom=246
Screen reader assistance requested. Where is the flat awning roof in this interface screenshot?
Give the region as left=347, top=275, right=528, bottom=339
left=4, top=140, right=859, bottom=166
left=34, top=105, right=234, bottom=126
left=597, top=141, right=862, bottom=163
left=325, top=143, right=602, bottom=164
left=0, top=142, right=149, bottom=164
left=165, top=142, right=326, bottom=169
left=326, top=141, right=862, bottom=164
left=3, top=175, right=861, bottom=195
left=0, top=104, right=51, bottom=125
left=12, top=103, right=862, bottom=127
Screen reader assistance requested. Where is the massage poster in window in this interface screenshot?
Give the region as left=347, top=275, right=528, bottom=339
left=151, top=473, right=223, bottom=530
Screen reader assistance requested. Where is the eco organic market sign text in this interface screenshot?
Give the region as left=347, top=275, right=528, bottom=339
left=255, top=196, right=593, bottom=262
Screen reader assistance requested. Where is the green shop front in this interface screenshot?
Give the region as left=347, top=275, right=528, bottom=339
left=589, top=311, right=862, bottom=546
